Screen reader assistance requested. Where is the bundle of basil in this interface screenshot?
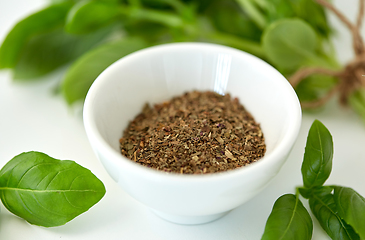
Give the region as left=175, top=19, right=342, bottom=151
left=1, top=0, right=364, bottom=122
left=261, top=120, right=365, bottom=240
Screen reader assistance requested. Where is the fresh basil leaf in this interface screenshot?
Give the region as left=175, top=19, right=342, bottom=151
left=123, top=20, right=169, bottom=42
left=66, top=0, right=120, bottom=34
left=301, top=119, right=333, bottom=189
left=262, top=19, right=318, bottom=71
left=99, top=0, right=120, bottom=3
left=235, top=0, right=331, bottom=39
left=309, top=187, right=360, bottom=240
left=235, top=0, right=267, bottom=29
left=296, top=75, right=338, bottom=103
left=334, top=186, right=365, bottom=238
left=206, top=0, right=262, bottom=42
left=298, top=187, right=312, bottom=199
left=124, top=8, right=184, bottom=28
left=259, top=0, right=296, bottom=23
left=295, top=79, right=321, bottom=103
left=0, top=151, right=105, bottom=227
left=261, top=194, right=313, bottom=240
left=290, top=0, right=331, bottom=38
left=94, top=0, right=120, bottom=3
left=253, top=0, right=330, bottom=37
left=13, top=26, right=111, bottom=80
left=49, top=0, right=120, bottom=3
left=139, top=0, right=174, bottom=10
left=182, top=0, right=212, bottom=12
left=0, top=2, right=73, bottom=69
left=62, top=37, right=148, bottom=105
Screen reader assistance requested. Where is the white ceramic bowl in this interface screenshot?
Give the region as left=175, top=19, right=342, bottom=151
left=83, top=42, right=301, bottom=225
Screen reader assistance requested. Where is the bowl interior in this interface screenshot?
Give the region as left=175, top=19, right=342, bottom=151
left=85, top=43, right=300, bottom=174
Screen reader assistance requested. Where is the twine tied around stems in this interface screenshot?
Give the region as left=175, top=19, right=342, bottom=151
left=289, top=0, right=365, bottom=108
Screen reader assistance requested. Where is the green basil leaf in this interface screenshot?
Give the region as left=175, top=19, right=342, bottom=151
left=206, top=0, right=262, bottom=42
left=62, top=37, right=148, bottom=105
left=139, top=0, right=174, bottom=9
left=65, top=0, right=120, bottom=34
left=49, top=0, right=120, bottom=3
left=259, top=0, right=296, bottom=23
left=296, top=74, right=338, bottom=103
left=295, top=79, right=320, bottom=103
left=309, top=187, right=360, bottom=240
left=235, top=0, right=267, bottom=29
left=290, top=0, right=331, bottom=38
left=0, top=151, right=105, bottom=227
left=123, top=21, right=169, bottom=42
left=298, top=187, right=313, bottom=199
left=0, top=2, right=72, bottom=69
left=334, top=186, right=365, bottom=238
left=301, top=120, right=333, bottom=189
left=262, top=19, right=318, bottom=71
left=254, top=0, right=330, bottom=37
left=261, top=194, right=313, bottom=240
left=13, top=26, right=111, bottom=80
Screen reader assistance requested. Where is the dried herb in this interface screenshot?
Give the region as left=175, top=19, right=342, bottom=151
left=119, top=90, right=266, bottom=174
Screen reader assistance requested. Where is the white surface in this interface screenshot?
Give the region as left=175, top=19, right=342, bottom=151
left=0, top=1, right=364, bottom=239
left=83, top=42, right=301, bottom=224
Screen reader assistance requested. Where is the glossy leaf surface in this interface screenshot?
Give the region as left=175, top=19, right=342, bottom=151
left=0, top=152, right=105, bottom=227
left=334, top=186, right=365, bottom=238
left=66, top=0, right=120, bottom=34
left=62, top=37, right=148, bottom=104
left=13, top=27, right=111, bottom=80
left=262, top=19, right=318, bottom=70
left=0, top=2, right=72, bottom=69
left=261, top=194, right=313, bottom=240
left=301, top=120, right=333, bottom=189
left=309, top=187, right=359, bottom=240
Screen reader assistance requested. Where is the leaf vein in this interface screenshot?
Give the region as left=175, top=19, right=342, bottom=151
left=313, top=194, right=353, bottom=239
left=278, top=196, right=299, bottom=240
left=31, top=191, right=69, bottom=217
left=0, top=187, right=101, bottom=193
left=16, top=163, right=54, bottom=188
left=63, top=191, right=83, bottom=209
left=311, top=126, right=325, bottom=186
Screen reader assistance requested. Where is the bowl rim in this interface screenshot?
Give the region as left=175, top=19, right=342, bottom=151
left=83, top=42, right=302, bottom=183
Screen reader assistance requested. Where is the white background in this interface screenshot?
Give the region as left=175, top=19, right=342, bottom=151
left=0, top=1, right=364, bottom=239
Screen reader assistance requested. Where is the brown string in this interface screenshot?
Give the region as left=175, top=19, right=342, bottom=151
left=355, top=0, right=365, bottom=55
left=357, top=0, right=365, bottom=30
left=290, top=0, right=365, bottom=108
left=289, top=67, right=340, bottom=88
left=315, top=0, right=355, bottom=30
left=301, top=86, right=339, bottom=108
left=316, top=0, right=365, bottom=55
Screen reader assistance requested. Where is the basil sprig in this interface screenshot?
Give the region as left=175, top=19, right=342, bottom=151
left=0, top=0, right=339, bottom=107
left=262, top=120, right=365, bottom=240
left=0, top=151, right=105, bottom=227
